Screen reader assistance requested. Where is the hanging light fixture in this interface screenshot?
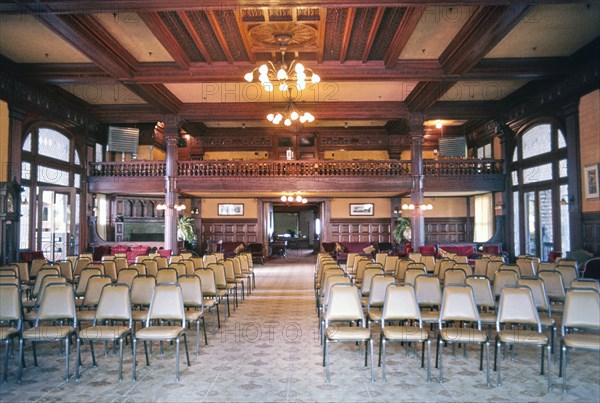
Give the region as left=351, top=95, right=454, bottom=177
left=402, top=203, right=433, bottom=210
left=280, top=193, right=308, bottom=204
left=157, top=202, right=186, bottom=211
left=244, top=33, right=320, bottom=93
left=266, top=94, right=315, bottom=126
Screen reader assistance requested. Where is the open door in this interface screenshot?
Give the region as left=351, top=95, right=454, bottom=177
left=36, top=187, right=77, bottom=261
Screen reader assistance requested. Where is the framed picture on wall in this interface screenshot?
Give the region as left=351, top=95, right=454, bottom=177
left=349, top=203, right=374, bottom=216
left=218, top=203, right=244, bottom=216
left=584, top=164, right=599, bottom=199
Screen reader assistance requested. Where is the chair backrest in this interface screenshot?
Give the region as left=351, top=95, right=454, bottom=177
left=395, top=259, right=413, bottom=282
left=156, top=268, right=178, bottom=284
left=486, top=260, right=504, bottom=281
left=101, top=255, right=115, bottom=261
left=239, top=255, right=250, bottom=274
left=538, top=270, right=566, bottom=300
left=128, top=263, right=147, bottom=276
left=56, top=260, right=73, bottom=282
left=214, top=252, right=225, bottom=262
left=499, top=264, right=521, bottom=278
left=232, top=256, right=243, bottom=277
left=180, top=259, right=195, bottom=276
left=30, top=258, right=49, bottom=279
left=375, top=253, right=388, bottom=266
left=0, top=274, right=19, bottom=286
left=367, top=275, right=395, bottom=308
left=114, top=257, right=128, bottom=272
left=135, top=255, right=150, bottom=264
left=439, top=284, right=481, bottom=329
left=438, top=259, right=457, bottom=280
left=381, top=283, right=422, bottom=326
left=360, top=267, right=384, bottom=296
left=190, top=257, right=204, bottom=270
left=194, top=268, right=217, bottom=296
left=76, top=267, right=103, bottom=297
left=208, top=263, right=227, bottom=288
left=0, top=284, right=22, bottom=328
left=518, top=278, right=551, bottom=313
left=94, top=283, right=132, bottom=326
left=13, top=262, right=29, bottom=283
left=516, top=259, right=536, bottom=277
left=178, top=275, right=204, bottom=311
left=556, top=264, right=578, bottom=288
left=473, top=259, right=489, bottom=277
left=465, top=276, right=495, bottom=309
left=345, top=253, right=359, bottom=271
left=81, top=275, right=112, bottom=308
left=203, top=254, right=217, bottom=266
left=36, top=282, right=76, bottom=326
left=538, top=261, right=556, bottom=272
left=443, top=268, right=467, bottom=287
left=142, top=259, right=158, bottom=277
left=85, top=262, right=105, bottom=275
left=496, top=286, right=541, bottom=331
left=223, top=259, right=236, bottom=282
left=130, top=275, right=157, bottom=306
left=169, top=263, right=187, bottom=278
left=408, top=252, right=422, bottom=263
left=570, top=279, right=600, bottom=292
left=415, top=275, right=442, bottom=307
left=31, top=267, right=60, bottom=298
left=101, top=260, right=118, bottom=282
left=73, top=257, right=92, bottom=277
left=322, top=275, right=351, bottom=306
left=325, top=284, right=364, bottom=325
left=492, top=270, right=519, bottom=298
left=382, top=255, right=398, bottom=274
left=421, top=255, right=436, bottom=273
left=180, top=252, right=193, bottom=260
left=154, top=256, right=169, bottom=270
left=115, top=268, right=138, bottom=289
left=320, top=269, right=346, bottom=297
left=562, top=288, right=600, bottom=334
left=354, top=258, right=371, bottom=283
left=146, top=283, right=186, bottom=326
left=404, top=267, right=426, bottom=286
left=558, top=259, right=578, bottom=273
left=169, top=255, right=183, bottom=264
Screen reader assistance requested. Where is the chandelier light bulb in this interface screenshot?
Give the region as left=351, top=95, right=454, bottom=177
left=284, top=118, right=292, bottom=126
left=435, top=120, right=443, bottom=129
left=291, top=111, right=299, bottom=120
left=277, top=68, right=287, bottom=80
left=244, top=72, right=254, bottom=82
left=306, top=113, right=315, bottom=123
left=267, top=113, right=274, bottom=121
left=302, top=198, right=308, bottom=204
left=258, top=64, right=268, bottom=74
left=296, top=81, right=306, bottom=90
left=299, top=116, right=306, bottom=123
left=280, top=195, right=287, bottom=202
left=264, top=82, right=273, bottom=92
left=296, top=72, right=306, bottom=81
left=295, top=63, right=305, bottom=73
left=402, top=203, right=408, bottom=210
left=295, top=195, right=303, bottom=202
left=420, top=204, right=427, bottom=210
left=408, top=204, right=415, bottom=210
left=287, top=196, right=294, bottom=202
left=311, top=74, right=321, bottom=84
left=427, top=204, right=433, bottom=210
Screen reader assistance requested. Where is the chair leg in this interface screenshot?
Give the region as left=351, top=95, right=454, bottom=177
left=17, top=338, right=24, bottom=383
left=546, top=344, right=552, bottom=392
left=32, top=341, right=38, bottom=367
left=175, top=338, right=180, bottom=382
left=3, top=339, right=9, bottom=383
left=117, top=337, right=124, bottom=382
left=75, top=338, right=81, bottom=381
left=90, top=340, right=97, bottom=367
left=421, top=341, right=425, bottom=368
left=65, top=336, right=70, bottom=382
left=561, top=343, right=567, bottom=393
left=195, top=320, right=200, bottom=357
left=132, top=338, right=137, bottom=381
left=479, top=343, right=484, bottom=371
left=438, top=337, right=444, bottom=383
left=378, top=333, right=383, bottom=367
left=183, top=333, right=190, bottom=367
left=325, top=338, right=330, bottom=383
left=540, top=345, right=545, bottom=375
left=381, top=338, right=387, bottom=382
left=426, top=339, right=431, bottom=383
left=202, top=317, right=208, bottom=346
left=496, top=341, right=502, bottom=386
left=143, top=341, right=150, bottom=366
left=485, top=341, right=490, bottom=387
left=369, top=338, right=374, bottom=383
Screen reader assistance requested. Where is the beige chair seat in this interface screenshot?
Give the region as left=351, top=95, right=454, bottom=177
left=383, top=326, right=428, bottom=342
left=441, top=328, right=487, bottom=343
left=24, top=311, right=38, bottom=322
left=539, top=315, right=555, bottom=327
left=498, top=329, right=548, bottom=345
left=23, top=325, right=75, bottom=340
left=420, top=310, right=439, bottom=322
left=479, top=312, right=497, bottom=324
left=326, top=326, right=370, bottom=341
left=226, top=284, right=237, bottom=290
left=77, top=310, right=97, bottom=321
left=79, top=325, right=129, bottom=340
left=0, top=326, right=18, bottom=339
left=22, top=300, right=35, bottom=309
left=368, top=311, right=382, bottom=322
left=204, top=299, right=217, bottom=308
left=185, top=310, right=203, bottom=321
left=563, top=333, right=600, bottom=349
left=131, top=310, right=148, bottom=321
left=217, top=289, right=227, bottom=297
left=136, top=326, right=184, bottom=340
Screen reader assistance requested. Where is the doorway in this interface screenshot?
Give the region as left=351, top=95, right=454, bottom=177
left=523, top=188, right=553, bottom=259
left=270, top=202, right=321, bottom=253
left=36, top=187, right=77, bottom=260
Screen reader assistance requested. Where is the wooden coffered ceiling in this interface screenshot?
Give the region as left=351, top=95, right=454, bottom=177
left=0, top=1, right=598, bottom=134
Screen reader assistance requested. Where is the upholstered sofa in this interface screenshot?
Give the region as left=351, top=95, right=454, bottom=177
left=437, top=244, right=476, bottom=258
left=218, top=241, right=246, bottom=259
left=331, top=241, right=375, bottom=262
left=109, top=244, right=151, bottom=263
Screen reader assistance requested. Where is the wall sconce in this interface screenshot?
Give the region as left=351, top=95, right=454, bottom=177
left=494, top=201, right=504, bottom=210
left=402, top=203, right=433, bottom=211
left=191, top=207, right=200, bottom=215
left=157, top=202, right=186, bottom=211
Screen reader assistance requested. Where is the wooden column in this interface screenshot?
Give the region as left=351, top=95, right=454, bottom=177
left=409, top=116, right=425, bottom=251
left=562, top=101, right=582, bottom=251
left=164, top=121, right=179, bottom=254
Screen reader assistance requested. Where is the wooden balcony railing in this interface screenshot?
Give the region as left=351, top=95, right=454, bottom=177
left=88, top=159, right=503, bottom=178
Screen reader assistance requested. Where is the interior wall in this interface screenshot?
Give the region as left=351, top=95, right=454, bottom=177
left=323, top=150, right=389, bottom=160
left=0, top=100, right=8, bottom=182
left=579, top=89, right=600, bottom=213
left=204, top=151, right=269, bottom=160
left=274, top=212, right=297, bottom=236
left=201, top=198, right=258, bottom=219
left=399, top=197, right=468, bottom=218
left=330, top=198, right=391, bottom=219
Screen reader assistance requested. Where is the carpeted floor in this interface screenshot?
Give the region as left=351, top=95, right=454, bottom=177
left=1, top=250, right=598, bottom=402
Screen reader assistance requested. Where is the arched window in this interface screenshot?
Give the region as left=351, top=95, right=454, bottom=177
left=510, top=121, right=569, bottom=259
left=20, top=126, right=85, bottom=258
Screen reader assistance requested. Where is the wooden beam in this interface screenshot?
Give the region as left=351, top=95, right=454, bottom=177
left=124, top=83, right=182, bottom=114
left=339, top=8, right=356, bottom=63
left=139, top=12, right=191, bottom=70
left=316, top=7, right=327, bottom=63
left=206, top=11, right=235, bottom=64
left=233, top=9, right=256, bottom=64
left=361, top=7, right=385, bottom=63
left=177, top=11, right=213, bottom=64
left=384, top=6, right=424, bottom=68
left=404, top=81, right=456, bottom=111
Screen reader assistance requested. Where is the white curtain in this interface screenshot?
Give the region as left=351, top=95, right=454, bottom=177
left=473, top=193, right=493, bottom=242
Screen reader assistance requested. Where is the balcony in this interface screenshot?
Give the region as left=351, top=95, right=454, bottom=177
left=88, top=159, right=504, bottom=194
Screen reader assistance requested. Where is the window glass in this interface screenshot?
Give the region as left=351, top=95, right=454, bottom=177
left=512, top=147, right=518, bottom=162
left=513, top=191, right=520, bottom=256
left=523, top=163, right=552, bottom=184
left=522, top=124, right=551, bottom=159
left=19, top=186, right=30, bottom=249
left=22, top=162, right=31, bottom=180
left=22, top=133, right=31, bottom=152
left=37, top=165, right=69, bottom=186
left=95, top=143, right=104, bottom=162
left=74, top=173, right=81, bottom=188
left=558, top=129, right=566, bottom=149
left=74, top=149, right=81, bottom=165
left=512, top=171, right=519, bottom=186
left=559, top=159, right=568, bottom=178
left=560, top=184, right=570, bottom=256
left=39, top=128, right=70, bottom=162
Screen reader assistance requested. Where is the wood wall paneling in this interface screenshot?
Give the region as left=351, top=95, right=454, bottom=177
left=582, top=212, right=600, bottom=256
left=201, top=219, right=258, bottom=243
left=425, top=217, right=469, bottom=245
left=328, top=219, right=391, bottom=243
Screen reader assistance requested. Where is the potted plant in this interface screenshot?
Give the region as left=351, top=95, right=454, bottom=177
left=177, top=215, right=198, bottom=250
left=393, top=217, right=412, bottom=243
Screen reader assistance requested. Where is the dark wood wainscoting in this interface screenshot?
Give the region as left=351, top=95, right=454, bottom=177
left=201, top=219, right=259, bottom=244
left=425, top=217, right=470, bottom=244
left=328, top=219, right=392, bottom=243
left=582, top=212, right=600, bottom=256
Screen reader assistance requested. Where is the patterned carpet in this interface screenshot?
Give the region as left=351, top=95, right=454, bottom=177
left=1, top=250, right=599, bottom=402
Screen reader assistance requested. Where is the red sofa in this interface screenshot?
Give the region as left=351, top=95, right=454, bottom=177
left=333, top=242, right=375, bottom=262
left=110, top=244, right=151, bottom=263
